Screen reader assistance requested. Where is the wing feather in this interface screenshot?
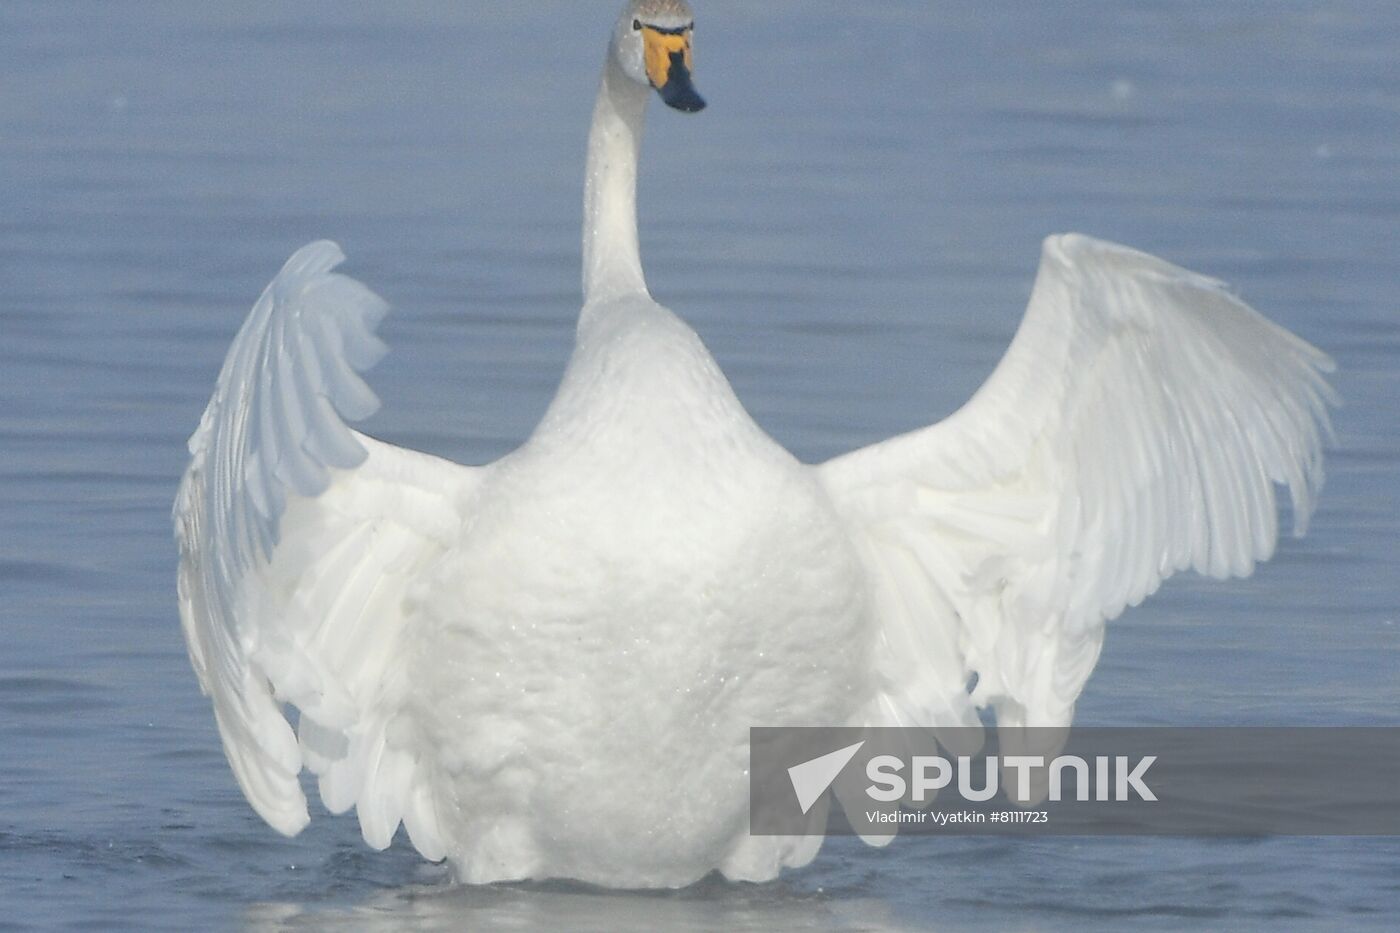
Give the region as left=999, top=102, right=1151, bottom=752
left=174, top=242, right=478, bottom=856
left=820, top=234, right=1337, bottom=740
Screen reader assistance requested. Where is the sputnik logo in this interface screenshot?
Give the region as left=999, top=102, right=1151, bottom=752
left=787, top=741, right=866, bottom=814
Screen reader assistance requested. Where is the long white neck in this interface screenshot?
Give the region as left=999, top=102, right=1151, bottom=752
left=582, top=53, right=651, bottom=306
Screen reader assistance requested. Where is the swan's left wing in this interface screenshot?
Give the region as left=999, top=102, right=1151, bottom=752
left=819, top=234, right=1336, bottom=746
left=174, top=242, right=479, bottom=857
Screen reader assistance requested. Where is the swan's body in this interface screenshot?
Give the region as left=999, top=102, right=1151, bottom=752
left=175, top=1, right=1336, bottom=888
left=406, top=293, right=870, bottom=884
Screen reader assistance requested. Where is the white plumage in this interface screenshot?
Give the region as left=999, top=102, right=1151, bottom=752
left=822, top=234, right=1335, bottom=745
left=174, top=1, right=1335, bottom=888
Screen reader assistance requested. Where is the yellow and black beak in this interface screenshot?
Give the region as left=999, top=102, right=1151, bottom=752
left=643, top=25, right=705, bottom=113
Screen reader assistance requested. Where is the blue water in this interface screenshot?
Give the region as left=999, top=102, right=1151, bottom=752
left=2, top=1, right=1398, bottom=929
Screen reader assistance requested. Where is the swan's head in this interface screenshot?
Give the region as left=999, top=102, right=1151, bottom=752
left=612, top=0, right=706, bottom=113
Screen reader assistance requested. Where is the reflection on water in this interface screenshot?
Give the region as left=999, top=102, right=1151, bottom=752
left=2, top=0, right=1398, bottom=929
left=245, top=879, right=905, bottom=933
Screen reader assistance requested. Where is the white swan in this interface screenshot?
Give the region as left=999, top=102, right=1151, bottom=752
left=175, top=0, right=1336, bottom=888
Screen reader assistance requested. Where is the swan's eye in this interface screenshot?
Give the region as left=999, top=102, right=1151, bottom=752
left=632, top=18, right=643, bottom=31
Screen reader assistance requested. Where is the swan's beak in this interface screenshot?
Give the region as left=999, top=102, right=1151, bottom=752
left=644, top=27, right=706, bottom=113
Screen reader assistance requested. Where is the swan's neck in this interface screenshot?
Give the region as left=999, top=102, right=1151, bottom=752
left=582, top=54, right=650, bottom=307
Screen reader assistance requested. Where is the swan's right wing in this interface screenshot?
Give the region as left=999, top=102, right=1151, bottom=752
left=174, top=242, right=480, bottom=858
left=820, top=235, right=1336, bottom=746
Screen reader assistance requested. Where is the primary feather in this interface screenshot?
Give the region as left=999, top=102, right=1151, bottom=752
left=175, top=242, right=478, bottom=858
left=820, top=234, right=1335, bottom=753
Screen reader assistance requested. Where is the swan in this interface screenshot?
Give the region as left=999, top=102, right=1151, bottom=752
left=174, top=0, right=1336, bottom=888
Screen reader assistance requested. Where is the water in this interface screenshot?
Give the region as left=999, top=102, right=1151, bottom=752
left=2, top=1, right=1397, bottom=929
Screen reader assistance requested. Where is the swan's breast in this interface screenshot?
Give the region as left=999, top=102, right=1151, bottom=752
left=401, top=310, right=875, bottom=881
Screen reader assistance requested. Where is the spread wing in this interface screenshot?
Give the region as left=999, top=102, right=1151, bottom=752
left=173, top=242, right=479, bottom=858
left=820, top=234, right=1337, bottom=746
